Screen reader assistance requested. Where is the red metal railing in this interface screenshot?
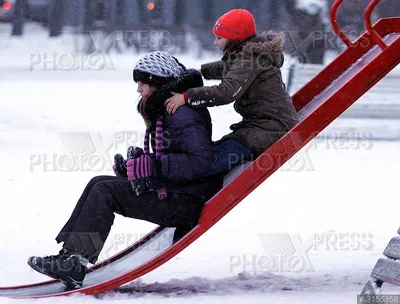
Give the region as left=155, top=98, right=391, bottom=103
left=330, top=0, right=353, bottom=47
left=330, top=0, right=388, bottom=50
left=365, top=0, right=388, bottom=49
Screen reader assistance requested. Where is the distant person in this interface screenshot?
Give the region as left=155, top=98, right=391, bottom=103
left=165, top=9, right=299, bottom=176
left=27, top=51, right=223, bottom=291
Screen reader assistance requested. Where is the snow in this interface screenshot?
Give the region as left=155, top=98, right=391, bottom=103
left=1, top=24, right=400, bottom=303
left=295, top=0, right=328, bottom=16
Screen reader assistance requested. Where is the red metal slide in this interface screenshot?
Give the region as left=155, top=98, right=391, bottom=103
left=1, top=0, right=400, bottom=299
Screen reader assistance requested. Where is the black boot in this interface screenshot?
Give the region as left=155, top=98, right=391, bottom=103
left=27, top=250, right=87, bottom=290
left=173, top=226, right=194, bottom=244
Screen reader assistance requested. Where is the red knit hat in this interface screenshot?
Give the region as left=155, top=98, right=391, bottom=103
left=213, top=9, right=256, bottom=41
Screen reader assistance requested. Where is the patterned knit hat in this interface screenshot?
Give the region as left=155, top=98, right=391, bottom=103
left=133, top=51, right=186, bottom=88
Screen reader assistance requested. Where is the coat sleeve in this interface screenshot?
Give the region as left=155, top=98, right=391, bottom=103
left=200, top=61, right=225, bottom=80
left=187, top=53, right=261, bottom=108
left=160, top=108, right=214, bottom=181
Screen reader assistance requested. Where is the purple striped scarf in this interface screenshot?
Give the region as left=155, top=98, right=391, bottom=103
left=144, top=118, right=167, bottom=200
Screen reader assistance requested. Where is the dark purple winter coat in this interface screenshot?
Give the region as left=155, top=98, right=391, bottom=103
left=139, top=69, right=223, bottom=202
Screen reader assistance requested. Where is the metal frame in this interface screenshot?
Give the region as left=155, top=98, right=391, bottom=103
left=365, top=0, right=388, bottom=50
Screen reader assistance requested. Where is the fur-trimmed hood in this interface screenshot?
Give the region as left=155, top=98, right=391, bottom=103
left=225, top=31, right=286, bottom=68
left=137, top=69, right=203, bottom=126
left=242, top=31, right=285, bottom=54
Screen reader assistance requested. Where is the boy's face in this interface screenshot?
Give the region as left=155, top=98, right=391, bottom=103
left=137, top=81, right=156, bottom=100
left=214, top=35, right=229, bottom=51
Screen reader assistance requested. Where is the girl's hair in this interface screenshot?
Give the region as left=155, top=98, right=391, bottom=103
left=137, top=89, right=156, bottom=127
left=223, top=33, right=256, bottom=53
left=138, top=97, right=150, bottom=127
left=138, top=97, right=151, bottom=127
left=223, top=39, right=239, bottom=53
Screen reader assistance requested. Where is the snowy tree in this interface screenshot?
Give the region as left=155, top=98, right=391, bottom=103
left=376, top=0, right=400, bottom=18
left=295, top=0, right=328, bottom=18
left=11, top=0, right=28, bottom=36
left=49, top=0, right=65, bottom=37
left=326, top=0, right=369, bottom=40
left=280, top=0, right=328, bottom=64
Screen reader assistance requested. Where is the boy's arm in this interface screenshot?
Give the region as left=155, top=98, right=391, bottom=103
left=187, top=54, right=263, bottom=108
left=200, top=61, right=226, bottom=80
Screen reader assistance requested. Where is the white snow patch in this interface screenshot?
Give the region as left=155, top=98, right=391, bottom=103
left=295, top=0, right=327, bottom=15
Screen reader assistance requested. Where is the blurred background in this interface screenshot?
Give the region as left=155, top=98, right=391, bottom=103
left=0, top=0, right=399, bottom=62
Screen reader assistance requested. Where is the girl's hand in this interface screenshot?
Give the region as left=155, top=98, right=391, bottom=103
left=165, top=92, right=186, bottom=114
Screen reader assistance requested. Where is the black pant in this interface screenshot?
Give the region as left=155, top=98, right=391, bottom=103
left=55, top=176, right=205, bottom=263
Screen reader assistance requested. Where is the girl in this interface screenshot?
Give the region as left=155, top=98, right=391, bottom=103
left=165, top=9, right=299, bottom=176
left=27, top=51, right=222, bottom=290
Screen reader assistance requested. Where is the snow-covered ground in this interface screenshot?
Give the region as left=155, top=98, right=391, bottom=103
left=0, top=24, right=400, bottom=303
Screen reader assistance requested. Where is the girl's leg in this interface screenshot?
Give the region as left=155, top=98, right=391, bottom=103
left=55, top=175, right=125, bottom=244
left=61, top=177, right=204, bottom=264
left=203, top=139, right=253, bottom=177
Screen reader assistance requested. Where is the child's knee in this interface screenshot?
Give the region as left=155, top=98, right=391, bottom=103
left=88, top=175, right=114, bottom=188
left=227, top=153, right=241, bottom=169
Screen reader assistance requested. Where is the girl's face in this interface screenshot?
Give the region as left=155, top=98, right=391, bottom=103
left=214, top=35, right=230, bottom=51
left=137, top=81, right=156, bottom=100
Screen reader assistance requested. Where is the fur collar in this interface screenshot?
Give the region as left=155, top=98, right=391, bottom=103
left=242, top=31, right=285, bottom=54
left=137, top=69, right=203, bottom=125
left=225, top=31, right=285, bottom=55
left=223, top=31, right=285, bottom=68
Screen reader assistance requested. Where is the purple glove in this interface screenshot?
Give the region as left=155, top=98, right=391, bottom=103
left=126, top=154, right=167, bottom=200
left=126, top=154, right=154, bottom=181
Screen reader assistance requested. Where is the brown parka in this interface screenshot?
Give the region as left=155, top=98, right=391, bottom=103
left=187, top=31, right=299, bottom=156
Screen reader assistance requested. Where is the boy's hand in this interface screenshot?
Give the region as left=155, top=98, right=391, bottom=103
left=165, top=92, right=186, bottom=114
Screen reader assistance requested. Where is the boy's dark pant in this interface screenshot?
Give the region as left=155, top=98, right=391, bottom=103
left=55, top=176, right=204, bottom=264
left=204, top=139, right=254, bottom=177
